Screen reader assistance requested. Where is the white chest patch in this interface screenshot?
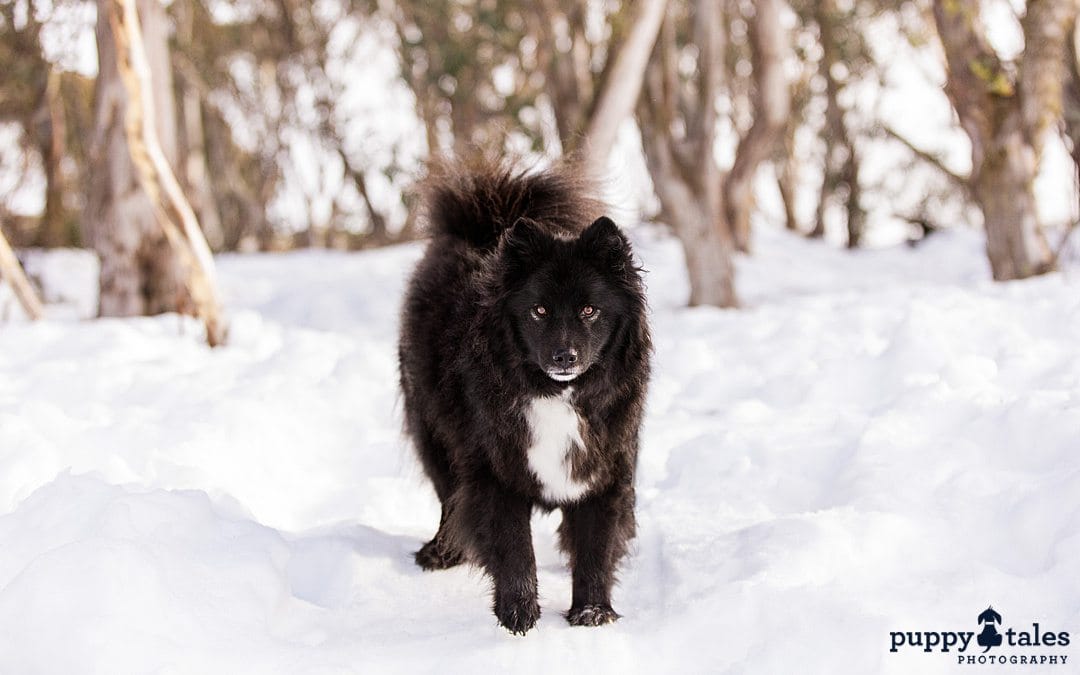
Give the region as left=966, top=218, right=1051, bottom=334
left=525, top=388, right=590, bottom=503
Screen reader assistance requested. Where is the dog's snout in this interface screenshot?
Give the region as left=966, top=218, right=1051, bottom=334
left=552, top=348, right=579, bottom=367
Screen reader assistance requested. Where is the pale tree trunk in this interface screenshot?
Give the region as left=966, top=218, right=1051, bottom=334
left=777, top=157, right=799, bottom=232
left=933, top=0, right=1071, bottom=280
left=843, top=147, right=865, bottom=248
left=776, top=62, right=812, bottom=234
left=89, top=0, right=225, bottom=345
left=530, top=0, right=666, bottom=170
left=639, top=0, right=737, bottom=307
left=724, top=0, right=791, bottom=252
left=638, top=0, right=793, bottom=305
left=86, top=0, right=185, bottom=316
left=179, top=85, right=224, bottom=251
left=580, top=0, right=668, bottom=176
left=656, top=173, right=735, bottom=307
left=0, top=224, right=45, bottom=320
left=973, top=123, right=1049, bottom=278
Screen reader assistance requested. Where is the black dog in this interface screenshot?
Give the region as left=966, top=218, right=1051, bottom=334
left=398, top=159, right=651, bottom=634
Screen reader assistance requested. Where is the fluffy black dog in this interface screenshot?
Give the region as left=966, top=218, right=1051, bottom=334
left=398, top=159, right=651, bottom=635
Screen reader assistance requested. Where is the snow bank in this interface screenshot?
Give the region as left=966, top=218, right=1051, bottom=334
left=1, top=226, right=1078, bottom=673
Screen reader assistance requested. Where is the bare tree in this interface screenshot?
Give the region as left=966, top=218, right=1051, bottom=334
left=577, top=0, right=668, bottom=174
left=527, top=0, right=668, bottom=174
left=86, top=0, right=183, bottom=316
left=389, top=1, right=533, bottom=156
left=112, top=0, right=224, bottom=344
left=774, top=36, right=816, bottom=235
left=933, top=0, right=1076, bottom=280
left=387, top=0, right=666, bottom=175
left=638, top=0, right=792, bottom=307
left=638, top=0, right=737, bottom=307
left=87, top=0, right=224, bottom=345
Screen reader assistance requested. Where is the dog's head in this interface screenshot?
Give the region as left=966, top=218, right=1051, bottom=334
left=498, top=216, right=642, bottom=383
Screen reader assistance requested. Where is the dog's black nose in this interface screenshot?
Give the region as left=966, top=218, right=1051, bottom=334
left=552, top=348, right=578, bottom=367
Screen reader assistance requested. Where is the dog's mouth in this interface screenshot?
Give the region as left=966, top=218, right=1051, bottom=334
left=545, top=368, right=584, bottom=382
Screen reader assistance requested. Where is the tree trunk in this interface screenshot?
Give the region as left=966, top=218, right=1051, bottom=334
left=535, top=0, right=587, bottom=152
left=638, top=0, right=737, bottom=308
left=174, top=0, right=224, bottom=253
left=776, top=113, right=800, bottom=232
left=580, top=0, right=668, bottom=176
left=642, top=132, right=736, bottom=306
left=933, top=0, right=1065, bottom=280
left=179, top=87, right=224, bottom=251
left=843, top=148, right=864, bottom=249
left=777, top=159, right=799, bottom=232
left=88, top=0, right=225, bottom=345
left=1063, top=19, right=1080, bottom=220
left=31, top=72, right=77, bottom=248
left=85, top=0, right=186, bottom=316
left=974, top=119, right=1052, bottom=279
left=813, top=0, right=863, bottom=247
left=339, top=149, right=389, bottom=246
left=664, top=181, right=736, bottom=307
left=808, top=163, right=827, bottom=239
left=724, top=0, right=791, bottom=253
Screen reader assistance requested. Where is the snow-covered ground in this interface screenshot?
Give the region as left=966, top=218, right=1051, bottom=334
left=1, top=226, right=1079, bottom=673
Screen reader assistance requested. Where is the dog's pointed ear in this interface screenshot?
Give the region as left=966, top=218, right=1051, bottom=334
left=502, top=217, right=553, bottom=264
left=578, top=216, right=632, bottom=269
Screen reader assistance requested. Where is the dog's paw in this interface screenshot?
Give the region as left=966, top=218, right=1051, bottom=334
left=494, top=591, right=541, bottom=635
left=566, top=604, right=620, bottom=627
left=414, top=539, right=463, bottom=571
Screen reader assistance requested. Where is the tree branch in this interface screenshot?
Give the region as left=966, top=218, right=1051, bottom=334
left=581, top=0, right=667, bottom=175
left=882, top=124, right=971, bottom=195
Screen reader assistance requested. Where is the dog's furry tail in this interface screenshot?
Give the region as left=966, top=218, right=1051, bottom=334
left=422, top=157, right=603, bottom=249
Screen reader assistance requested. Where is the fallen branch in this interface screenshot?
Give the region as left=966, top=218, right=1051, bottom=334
left=0, top=225, right=44, bottom=320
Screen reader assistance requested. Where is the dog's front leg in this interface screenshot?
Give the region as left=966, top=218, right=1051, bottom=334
left=559, top=482, right=635, bottom=626
left=465, top=475, right=539, bottom=635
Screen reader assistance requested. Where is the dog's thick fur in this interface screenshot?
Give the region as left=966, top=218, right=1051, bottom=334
left=398, top=159, right=651, bottom=634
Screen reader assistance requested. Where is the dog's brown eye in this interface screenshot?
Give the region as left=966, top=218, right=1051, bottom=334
left=581, top=305, right=596, bottom=318
left=533, top=305, right=547, bottom=317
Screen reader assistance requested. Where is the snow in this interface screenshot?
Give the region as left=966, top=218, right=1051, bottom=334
left=2, top=226, right=1079, bottom=673
left=0, top=248, right=98, bottom=321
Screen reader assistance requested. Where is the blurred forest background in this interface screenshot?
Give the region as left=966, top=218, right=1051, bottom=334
left=1, top=0, right=1079, bottom=342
